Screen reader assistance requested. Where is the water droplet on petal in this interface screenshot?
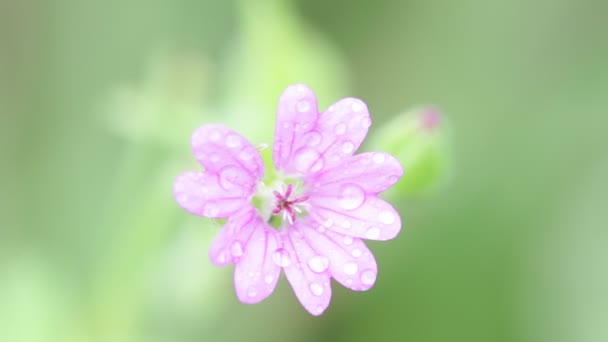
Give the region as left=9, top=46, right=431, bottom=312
left=225, top=134, right=242, bottom=148
left=264, top=275, right=274, bottom=284
left=373, top=153, right=385, bottom=164
left=309, top=282, right=324, bottom=296
left=297, top=100, right=311, bottom=113
left=389, top=175, right=399, bottom=184
left=209, top=130, right=221, bottom=142
left=219, top=166, right=246, bottom=190
left=361, top=117, right=372, bottom=128
left=352, top=101, right=364, bottom=112
left=361, top=269, right=377, bottom=285
left=341, top=220, right=352, bottom=229
left=202, top=202, right=219, bottom=217
left=272, top=248, right=291, bottom=267
left=343, top=235, right=354, bottom=245
left=303, top=131, right=322, bottom=147
left=343, top=262, right=358, bottom=275
left=316, top=305, right=324, bottom=314
left=247, top=286, right=258, bottom=298
left=323, top=219, right=333, bottom=228
left=351, top=248, right=362, bottom=258
left=334, top=123, right=347, bottom=135
left=239, top=147, right=255, bottom=161
left=294, top=148, right=322, bottom=173
left=216, top=250, right=228, bottom=264
left=379, top=211, right=395, bottom=224
left=230, top=241, right=243, bottom=257
left=307, top=255, right=330, bottom=273
left=339, top=184, right=365, bottom=210
left=365, top=226, right=381, bottom=239
left=341, top=141, right=354, bottom=154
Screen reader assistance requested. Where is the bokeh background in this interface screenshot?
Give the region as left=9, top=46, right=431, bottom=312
left=2, top=0, right=607, bottom=341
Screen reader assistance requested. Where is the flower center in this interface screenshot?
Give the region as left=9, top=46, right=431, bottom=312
left=271, top=183, right=309, bottom=224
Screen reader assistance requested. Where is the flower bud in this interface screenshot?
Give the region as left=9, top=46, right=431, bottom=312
left=368, top=106, right=449, bottom=198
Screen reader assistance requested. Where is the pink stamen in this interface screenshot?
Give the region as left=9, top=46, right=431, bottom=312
left=272, top=184, right=308, bottom=223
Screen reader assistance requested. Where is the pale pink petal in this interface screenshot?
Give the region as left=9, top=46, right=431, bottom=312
left=308, top=196, right=401, bottom=241
left=306, top=152, right=403, bottom=195
left=233, top=218, right=281, bottom=304
left=208, top=207, right=257, bottom=266
left=272, top=84, right=319, bottom=175
left=280, top=226, right=332, bottom=316
left=173, top=171, right=250, bottom=218
left=272, top=85, right=371, bottom=176
left=302, top=224, right=378, bottom=291
left=191, top=124, right=263, bottom=189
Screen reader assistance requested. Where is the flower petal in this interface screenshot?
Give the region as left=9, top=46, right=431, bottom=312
left=233, top=216, right=281, bottom=304
left=308, top=196, right=401, bottom=241
left=191, top=124, right=263, bottom=189
left=208, top=207, right=258, bottom=266
left=302, top=225, right=378, bottom=291
left=273, top=85, right=371, bottom=176
left=307, top=152, right=403, bottom=195
left=272, top=84, right=320, bottom=175
left=173, top=171, right=250, bottom=218
left=281, top=226, right=332, bottom=316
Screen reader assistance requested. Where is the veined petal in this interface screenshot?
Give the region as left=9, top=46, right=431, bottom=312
left=272, top=85, right=371, bottom=176
left=307, top=152, right=403, bottom=195
left=308, top=196, right=401, bottom=241
left=191, top=124, right=263, bottom=190
left=208, top=207, right=258, bottom=266
left=173, top=171, right=250, bottom=218
left=273, top=84, right=319, bottom=175
left=302, top=224, right=378, bottom=291
left=281, top=227, right=332, bottom=316
left=233, top=218, right=281, bottom=304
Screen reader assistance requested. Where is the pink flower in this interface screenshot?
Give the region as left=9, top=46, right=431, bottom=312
left=173, top=84, right=403, bottom=315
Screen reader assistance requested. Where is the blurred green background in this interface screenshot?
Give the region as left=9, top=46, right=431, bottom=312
left=2, top=0, right=607, bottom=341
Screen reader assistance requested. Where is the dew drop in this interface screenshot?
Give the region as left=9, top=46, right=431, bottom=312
left=351, top=248, right=362, bottom=258
left=209, top=130, right=221, bottom=142
left=303, top=131, right=322, bottom=147
left=202, top=202, right=219, bottom=217
left=294, top=148, right=322, bottom=173
left=239, top=147, right=255, bottom=161
left=307, top=255, right=330, bottom=273
left=343, top=262, right=358, bottom=275
left=297, top=100, right=311, bottom=113
left=343, top=235, right=354, bottom=245
left=373, top=153, right=385, bottom=164
left=365, top=226, right=381, bottom=239
left=247, top=286, right=258, bottom=298
left=316, top=305, right=324, bottom=314
left=216, top=250, right=228, bottom=264
left=334, top=123, right=347, bottom=135
left=361, top=269, right=377, bottom=285
left=230, top=241, right=244, bottom=257
left=352, top=101, right=364, bottom=112
left=219, top=166, right=245, bottom=190
left=225, top=134, right=242, bottom=148
left=389, top=175, right=399, bottom=184
left=341, top=220, right=352, bottom=229
left=264, top=275, right=274, bottom=284
left=309, top=282, right=324, bottom=296
left=379, top=211, right=395, bottom=224
left=341, top=141, right=354, bottom=154
left=361, top=117, right=372, bottom=128
left=272, top=248, right=291, bottom=267
left=339, top=184, right=365, bottom=210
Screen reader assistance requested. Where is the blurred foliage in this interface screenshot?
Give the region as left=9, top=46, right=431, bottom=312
left=1, top=0, right=607, bottom=342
